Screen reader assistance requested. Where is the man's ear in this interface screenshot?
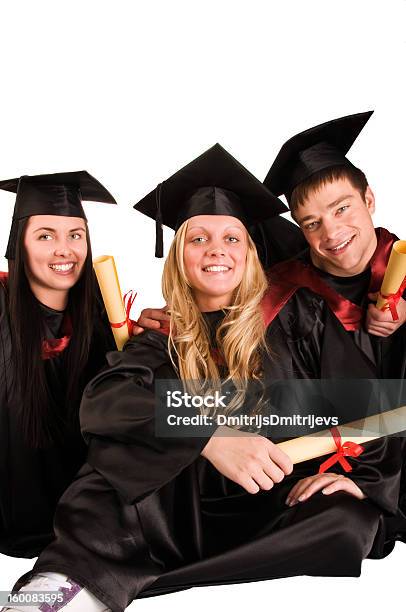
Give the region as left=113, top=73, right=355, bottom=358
left=364, top=186, right=375, bottom=215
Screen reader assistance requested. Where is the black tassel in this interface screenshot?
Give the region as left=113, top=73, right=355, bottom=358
left=155, top=182, right=164, bottom=258
left=5, top=177, right=25, bottom=260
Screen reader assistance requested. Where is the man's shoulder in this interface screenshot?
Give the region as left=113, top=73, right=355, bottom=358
left=263, top=249, right=324, bottom=330
left=264, top=285, right=325, bottom=340
left=378, top=226, right=398, bottom=241
left=280, top=286, right=324, bottom=326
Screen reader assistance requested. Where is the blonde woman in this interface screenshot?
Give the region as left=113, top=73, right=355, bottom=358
left=6, top=146, right=391, bottom=612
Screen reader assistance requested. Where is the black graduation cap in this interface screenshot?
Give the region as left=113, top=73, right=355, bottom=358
left=264, top=111, right=374, bottom=204
left=0, top=170, right=117, bottom=259
left=133, top=143, right=287, bottom=257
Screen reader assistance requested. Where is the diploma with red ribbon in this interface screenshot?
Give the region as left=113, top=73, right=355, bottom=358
left=93, top=255, right=137, bottom=350
left=376, top=239, right=406, bottom=321
left=277, top=404, right=406, bottom=468
left=110, top=290, right=137, bottom=338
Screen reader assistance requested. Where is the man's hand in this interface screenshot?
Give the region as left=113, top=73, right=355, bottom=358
left=132, top=306, right=170, bottom=335
left=286, top=472, right=365, bottom=506
left=365, top=293, right=406, bottom=337
left=201, top=426, right=293, bottom=494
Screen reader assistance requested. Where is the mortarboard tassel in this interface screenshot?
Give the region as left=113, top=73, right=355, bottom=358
left=5, top=176, right=26, bottom=260
left=155, top=182, right=164, bottom=258
left=5, top=219, right=19, bottom=260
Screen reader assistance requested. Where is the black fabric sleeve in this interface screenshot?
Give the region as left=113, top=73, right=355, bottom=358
left=264, top=289, right=325, bottom=380
left=348, top=436, right=404, bottom=515
left=81, top=330, right=212, bottom=504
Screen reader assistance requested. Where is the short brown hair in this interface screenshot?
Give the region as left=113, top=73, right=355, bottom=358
left=290, top=165, right=369, bottom=217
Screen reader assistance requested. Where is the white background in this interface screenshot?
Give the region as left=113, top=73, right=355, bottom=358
left=0, top=1, right=405, bottom=611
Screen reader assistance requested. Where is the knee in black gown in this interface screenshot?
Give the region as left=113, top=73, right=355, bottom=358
left=141, top=490, right=382, bottom=598
left=279, top=491, right=381, bottom=576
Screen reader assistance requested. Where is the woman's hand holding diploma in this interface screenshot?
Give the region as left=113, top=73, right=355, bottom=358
left=201, top=426, right=293, bottom=494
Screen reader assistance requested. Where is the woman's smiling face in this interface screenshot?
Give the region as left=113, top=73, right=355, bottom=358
left=23, top=215, right=88, bottom=306
left=183, top=215, right=248, bottom=311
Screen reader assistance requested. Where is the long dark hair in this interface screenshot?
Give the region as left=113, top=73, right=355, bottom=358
left=8, top=217, right=96, bottom=448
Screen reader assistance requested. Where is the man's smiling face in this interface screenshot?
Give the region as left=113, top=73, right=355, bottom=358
left=294, top=177, right=377, bottom=277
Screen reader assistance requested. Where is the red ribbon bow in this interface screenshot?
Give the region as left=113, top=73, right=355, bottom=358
left=378, top=276, right=406, bottom=321
left=110, top=290, right=138, bottom=337
left=318, top=427, right=364, bottom=474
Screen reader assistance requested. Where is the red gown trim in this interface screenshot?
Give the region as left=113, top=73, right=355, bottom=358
left=262, top=227, right=398, bottom=331
left=41, top=315, right=73, bottom=360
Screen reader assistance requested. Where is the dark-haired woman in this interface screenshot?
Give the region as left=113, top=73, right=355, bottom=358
left=0, top=171, right=117, bottom=558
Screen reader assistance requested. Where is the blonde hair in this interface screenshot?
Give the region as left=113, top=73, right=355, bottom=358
left=161, top=218, right=269, bottom=419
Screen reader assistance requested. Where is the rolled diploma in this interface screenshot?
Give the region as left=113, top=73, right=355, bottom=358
left=376, top=240, right=406, bottom=312
left=277, top=404, right=406, bottom=464
left=93, top=255, right=129, bottom=351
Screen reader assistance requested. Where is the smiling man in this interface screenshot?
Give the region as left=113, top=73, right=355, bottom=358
left=264, top=111, right=405, bottom=373
left=262, top=112, right=406, bottom=538
left=294, top=172, right=376, bottom=276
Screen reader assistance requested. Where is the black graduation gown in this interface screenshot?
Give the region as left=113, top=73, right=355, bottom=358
left=16, top=312, right=398, bottom=612
left=264, top=252, right=406, bottom=550
left=0, top=276, right=115, bottom=558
